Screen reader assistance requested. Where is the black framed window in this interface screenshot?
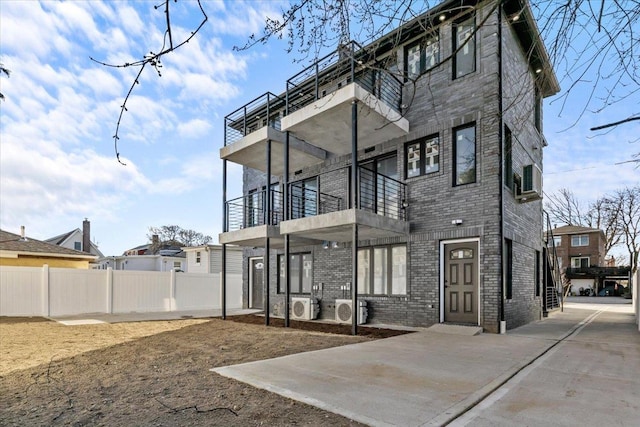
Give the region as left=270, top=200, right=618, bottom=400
left=357, top=245, right=407, bottom=295
left=278, top=253, right=312, bottom=294
left=404, top=32, right=439, bottom=81
left=290, top=177, right=318, bottom=219
left=453, top=15, right=475, bottom=79
left=453, top=123, right=476, bottom=186
left=406, top=134, right=439, bottom=178
left=504, top=126, right=513, bottom=190
left=505, top=239, right=513, bottom=300
left=535, top=250, right=541, bottom=297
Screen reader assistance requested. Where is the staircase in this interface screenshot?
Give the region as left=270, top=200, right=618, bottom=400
left=543, top=212, right=563, bottom=315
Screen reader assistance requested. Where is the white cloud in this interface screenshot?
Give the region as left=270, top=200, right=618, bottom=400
left=177, top=119, right=212, bottom=139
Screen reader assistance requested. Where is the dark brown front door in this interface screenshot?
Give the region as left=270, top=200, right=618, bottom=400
left=250, top=258, right=263, bottom=309
left=444, top=241, right=478, bottom=324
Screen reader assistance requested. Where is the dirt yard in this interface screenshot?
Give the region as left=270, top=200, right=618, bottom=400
left=0, top=315, right=409, bottom=426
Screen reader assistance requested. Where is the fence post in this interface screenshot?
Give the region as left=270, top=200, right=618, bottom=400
left=170, top=269, right=176, bottom=312
left=42, top=264, right=50, bottom=317
left=106, top=267, right=113, bottom=314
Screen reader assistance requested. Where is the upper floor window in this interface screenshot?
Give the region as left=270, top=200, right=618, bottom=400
left=74, top=241, right=82, bottom=251
left=571, top=256, right=589, bottom=268
left=406, top=135, right=439, bottom=178
left=553, top=236, right=561, bottom=247
left=405, top=32, right=439, bottom=80
left=358, top=245, right=406, bottom=295
left=196, top=251, right=201, bottom=264
left=504, top=126, right=513, bottom=190
left=534, top=86, right=542, bottom=132
left=453, top=123, right=476, bottom=186
left=571, top=235, right=589, bottom=247
left=453, top=15, right=476, bottom=79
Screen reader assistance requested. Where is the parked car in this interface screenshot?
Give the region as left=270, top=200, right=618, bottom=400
left=598, top=284, right=622, bottom=296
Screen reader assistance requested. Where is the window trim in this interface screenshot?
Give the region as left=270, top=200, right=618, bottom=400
left=453, top=123, right=477, bottom=186
left=405, top=134, right=440, bottom=179
left=357, top=244, right=407, bottom=296
left=277, top=252, right=313, bottom=294
left=571, top=256, right=590, bottom=268
left=404, top=31, right=440, bottom=81
left=452, top=14, right=476, bottom=79
left=571, top=235, right=589, bottom=247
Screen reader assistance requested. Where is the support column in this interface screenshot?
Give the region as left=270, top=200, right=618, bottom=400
left=351, top=100, right=358, bottom=336
left=265, top=139, right=271, bottom=326
left=284, top=131, right=291, bottom=327
left=222, top=159, right=227, bottom=320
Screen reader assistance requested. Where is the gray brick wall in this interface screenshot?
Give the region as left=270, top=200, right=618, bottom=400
left=233, top=1, right=549, bottom=332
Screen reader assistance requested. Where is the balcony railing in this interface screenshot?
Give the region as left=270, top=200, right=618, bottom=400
left=287, top=165, right=407, bottom=221
left=286, top=41, right=403, bottom=115
left=224, top=92, right=286, bottom=146
left=565, top=266, right=631, bottom=278
left=224, top=189, right=283, bottom=232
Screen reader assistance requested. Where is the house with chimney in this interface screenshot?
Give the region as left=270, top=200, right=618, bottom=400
left=219, top=0, right=561, bottom=332
left=0, top=228, right=97, bottom=268
left=45, top=218, right=104, bottom=258
left=95, top=235, right=186, bottom=271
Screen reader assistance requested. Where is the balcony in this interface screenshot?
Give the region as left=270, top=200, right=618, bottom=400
left=220, top=92, right=326, bottom=175
left=281, top=41, right=409, bottom=155
left=280, top=166, right=409, bottom=242
left=220, top=189, right=316, bottom=248
left=565, top=266, right=631, bottom=279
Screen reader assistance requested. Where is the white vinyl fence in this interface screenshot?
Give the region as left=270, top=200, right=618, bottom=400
left=0, top=266, right=242, bottom=317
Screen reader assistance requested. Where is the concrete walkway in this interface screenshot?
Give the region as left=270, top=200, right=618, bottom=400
left=213, top=299, right=639, bottom=426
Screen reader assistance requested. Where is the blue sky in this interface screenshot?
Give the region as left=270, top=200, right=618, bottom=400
left=1, top=1, right=637, bottom=257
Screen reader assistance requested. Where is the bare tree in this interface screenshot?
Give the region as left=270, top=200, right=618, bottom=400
left=545, top=188, right=586, bottom=227
left=0, top=63, right=10, bottom=101
left=147, top=225, right=212, bottom=249
left=613, top=186, right=640, bottom=274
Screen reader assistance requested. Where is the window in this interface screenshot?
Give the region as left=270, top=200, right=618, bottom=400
left=453, top=15, right=475, bottom=78
left=290, top=177, right=318, bottom=219
left=553, top=236, right=561, bottom=247
left=357, top=245, right=407, bottom=295
left=453, top=124, right=476, bottom=185
left=534, top=86, right=542, bottom=132
left=173, top=261, right=181, bottom=270
left=505, top=239, right=513, bottom=300
left=360, top=154, right=399, bottom=218
left=406, top=135, right=439, bottom=178
left=535, top=250, right=541, bottom=297
left=196, top=251, right=201, bottom=264
left=246, top=189, right=262, bottom=227
left=404, top=33, right=439, bottom=80
left=74, top=241, right=82, bottom=251
left=278, top=253, right=312, bottom=293
left=571, top=257, right=589, bottom=268
left=571, top=235, right=589, bottom=247
left=504, top=126, right=513, bottom=190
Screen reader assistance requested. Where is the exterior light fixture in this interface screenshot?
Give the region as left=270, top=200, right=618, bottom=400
left=332, top=241, right=339, bottom=249
left=536, top=68, right=542, bottom=74
left=322, top=241, right=329, bottom=249
left=439, top=14, right=446, bottom=22
left=512, top=14, right=520, bottom=22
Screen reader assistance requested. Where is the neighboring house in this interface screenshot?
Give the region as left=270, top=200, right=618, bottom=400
left=45, top=218, right=104, bottom=258
left=183, top=245, right=243, bottom=274
left=95, top=235, right=186, bottom=272
left=0, top=228, right=96, bottom=268
left=219, top=0, right=561, bottom=332
left=552, top=225, right=630, bottom=296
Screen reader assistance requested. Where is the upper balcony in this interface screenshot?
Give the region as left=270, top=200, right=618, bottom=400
left=280, top=166, right=409, bottom=242
left=221, top=92, right=327, bottom=176
left=282, top=41, right=410, bottom=155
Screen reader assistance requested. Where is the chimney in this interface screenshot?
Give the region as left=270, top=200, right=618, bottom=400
left=20, top=226, right=27, bottom=241
left=151, top=234, right=160, bottom=254
left=83, top=218, right=91, bottom=254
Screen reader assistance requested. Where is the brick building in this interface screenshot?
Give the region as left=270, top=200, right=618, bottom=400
left=219, top=0, right=560, bottom=332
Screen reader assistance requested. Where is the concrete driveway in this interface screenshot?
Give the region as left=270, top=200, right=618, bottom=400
left=213, top=298, right=639, bottom=426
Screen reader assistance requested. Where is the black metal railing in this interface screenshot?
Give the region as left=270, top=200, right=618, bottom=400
left=224, top=189, right=283, bottom=231
left=287, top=166, right=407, bottom=221
left=285, top=41, right=403, bottom=115
left=565, top=266, right=631, bottom=278
left=224, top=92, right=286, bottom=146
left=543, top=211, right=562, bottom=312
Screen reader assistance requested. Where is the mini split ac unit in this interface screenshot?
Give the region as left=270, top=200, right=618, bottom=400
left=291, top=297, right=319, bottom=320
left=335, top=299, right=368, bottom=324
left=516, top=164, right=542, bottom=202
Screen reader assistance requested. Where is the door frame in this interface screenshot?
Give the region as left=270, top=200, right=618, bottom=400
left=248, top=256, right=264, bottom=309
left=439, top=238, right=481, bottom=325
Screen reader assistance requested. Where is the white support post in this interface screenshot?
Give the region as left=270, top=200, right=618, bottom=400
left=106, top=267, right=113, bottom=314
left=169, top=269, right=176, bottom=312
left=42, top=264, right=50, bottom=317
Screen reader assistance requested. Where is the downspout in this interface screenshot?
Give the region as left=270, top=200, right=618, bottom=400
left=497, top=1, right=506, bottom=334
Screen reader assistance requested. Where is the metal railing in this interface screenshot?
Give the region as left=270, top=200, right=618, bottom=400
left=287, top=166, right=407, bottom=221
left=543, top=211, right=562, bottom=312
left=286, top=41, right=403, bottom=115
left=224, top=189, right=283, bottom=232
left=224, top=92, right=286, bottom=146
